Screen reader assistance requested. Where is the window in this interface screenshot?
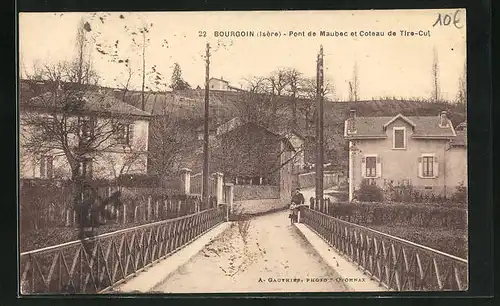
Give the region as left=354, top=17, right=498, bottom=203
left=422, top=156, right=434, bottom=178
left=418, top=154, right=438, bottom=178
left=39, top=155, right=53, bottom=179
left=362, top=155, right=381, bottom=178
left=393, top=127, right=406, bottom=149
left=79, top=118, right=94, bottom=138
left=79, top=158, right=93, bottom=179
left=115, top=123, right=134, bottom=145
left=366, top=156, right=377, bottom=177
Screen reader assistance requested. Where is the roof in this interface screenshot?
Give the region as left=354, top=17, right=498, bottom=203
left=23, top=90, right=152, bottom=118
left=218, top=121, right=296, bottom=152
left=450, top=130, right=467, bottom=147
left=344, top=113, right=456, bottom=139
left=450, top=122, right=467, bottom=147
left=210, top=77, right=229, bottom=84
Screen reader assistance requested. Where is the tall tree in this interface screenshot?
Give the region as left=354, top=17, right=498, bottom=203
left=170, top=62, right=191, bottom=90
left=89, top=13, right=165, bottom=110
left=284, top=68, right=302, bottom=127
left=431, top=48, right=441, bottom=102
left=456, top=62, right=467, bottom=106
left=348, top=62, right=359, bottom=102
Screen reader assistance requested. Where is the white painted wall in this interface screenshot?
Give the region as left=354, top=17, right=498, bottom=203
left=20, top=112, right=150, bottom=180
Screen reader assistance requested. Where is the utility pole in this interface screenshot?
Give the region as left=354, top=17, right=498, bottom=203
left=202, top=43, right=211, bottom=204
left=315, top=45, right=324, bottom=209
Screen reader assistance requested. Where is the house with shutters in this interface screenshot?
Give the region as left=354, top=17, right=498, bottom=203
left=20, top=84, right=152, bottom=181
left=344, top=109, right=467, bottom=201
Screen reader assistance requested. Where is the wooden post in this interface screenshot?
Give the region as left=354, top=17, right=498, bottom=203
left=123, top=204, right=127, bottom=224
left=155, top=200, right=159, bottom=219
left=202, top=43, right=211, bottom=205
left=134, top=206, right=138, bottom=222
left=147, top=196, right=152, bottom=221
left=315, top=45, right=325, bottom=209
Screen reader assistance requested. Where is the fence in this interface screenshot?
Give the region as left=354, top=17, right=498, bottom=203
left=300, top=208, right=468, bottom=291
left=20, top=180, right=217, bottom=231
left=20, top=207, right=226, bottom=294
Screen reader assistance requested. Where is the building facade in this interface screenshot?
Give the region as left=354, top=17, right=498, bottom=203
left=344, top=110, right=467, bottom=201
left=20, top=89, right=152, bottom=181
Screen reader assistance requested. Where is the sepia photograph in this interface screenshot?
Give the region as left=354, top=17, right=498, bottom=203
left=18, top=9, right=468, bottom=294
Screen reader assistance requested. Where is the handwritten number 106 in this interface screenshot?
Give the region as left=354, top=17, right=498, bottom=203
left=433, top=10, right=463, bottom=29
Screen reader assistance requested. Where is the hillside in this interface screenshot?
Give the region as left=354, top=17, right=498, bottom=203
left=132, top=89, right=466, bottom=173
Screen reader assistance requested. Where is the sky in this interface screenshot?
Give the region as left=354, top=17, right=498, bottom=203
left=19, top=10, right=466, bottom=101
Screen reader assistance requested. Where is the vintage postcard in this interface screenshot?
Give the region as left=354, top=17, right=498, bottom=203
left=18, top=9, right=468, bottom=294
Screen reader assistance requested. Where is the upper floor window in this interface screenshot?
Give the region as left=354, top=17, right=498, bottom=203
left=393, top=127, right=406, bottom=149
left=79, top=117, right=94, bottom=139
left=38, top=155, right=53, bottom=179
left=114, top=122, right=134, bottom=146
left=79, top=158, right=93, bottom=179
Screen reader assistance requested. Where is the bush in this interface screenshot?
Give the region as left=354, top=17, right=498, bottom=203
left=353, top=179, right=383, bottom=202
left=452, top=182, right=467, bottom=204
left=326, top=201, right=467, bottom=230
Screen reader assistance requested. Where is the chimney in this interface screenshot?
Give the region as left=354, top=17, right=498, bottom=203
left=440, top=110, right=448, bottom=127
left=349, top=109, right=357, bottom=132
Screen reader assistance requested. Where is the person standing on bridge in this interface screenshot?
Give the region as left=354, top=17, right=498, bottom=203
left=289, top=188, right=305, bottom=224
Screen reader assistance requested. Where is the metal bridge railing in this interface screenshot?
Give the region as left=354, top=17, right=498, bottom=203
left=20, top=207, right=226, bottom=294
left=301, top=208, right=468, bottom=291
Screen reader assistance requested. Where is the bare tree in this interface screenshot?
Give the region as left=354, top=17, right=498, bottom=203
left=283, top=68, right=302, bottom=126
left=238, top=77, right=292, bottom=129
left=147, top=101, right=190, bottom=175
left=348, top=62, right=359, bottom=102
left=20, top=22, right=144, bottom=223
left=89, top=13, right=164, bottom=110
left=298, top=76, right=335, bottom=129
left=456, top=62, right=467, bottom=106
left=267, top=69, right=289, bottom=96
left=431, top=48, right=441, bottom=103
left=97, top=136, right=148, bottom=187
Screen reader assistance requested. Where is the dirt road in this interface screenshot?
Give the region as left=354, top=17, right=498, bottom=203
left=154, top=210, right=347, bottom=293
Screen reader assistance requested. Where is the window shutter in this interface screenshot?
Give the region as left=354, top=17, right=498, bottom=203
left=361, top=156, right=366, bottom=178
left=40, top=156, right=46, bottom=178
left=46, top=156, right=53, bottom=179
left=376, top=156, right=382, bottom=178
left=417, top=156, right=423, bottom=178
left=433, top=156, right=439, bottom=178
left=128, top=124, right=135, bottom=146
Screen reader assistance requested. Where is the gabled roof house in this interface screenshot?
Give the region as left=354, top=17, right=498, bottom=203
left=344, top=109, right=467, bottom=201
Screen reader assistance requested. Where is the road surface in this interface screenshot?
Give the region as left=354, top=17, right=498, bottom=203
left=153, top=210, right=347, bottom=293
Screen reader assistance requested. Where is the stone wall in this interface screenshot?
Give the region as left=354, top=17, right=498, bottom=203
left=232, top=198, right=287, bottom=215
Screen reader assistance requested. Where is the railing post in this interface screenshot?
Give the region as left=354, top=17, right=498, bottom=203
left=224, top=183, right=234, bottom=221
left=180, top=168, right=192, bottom=195
left=155, top=200, right=159, bottom=220
left=147, top=196, right=152, bottom=221
left=123, top=204, right=127, bottom=224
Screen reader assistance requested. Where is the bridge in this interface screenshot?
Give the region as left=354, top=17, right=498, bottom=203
left=20, top=197, right=468, bottom=294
